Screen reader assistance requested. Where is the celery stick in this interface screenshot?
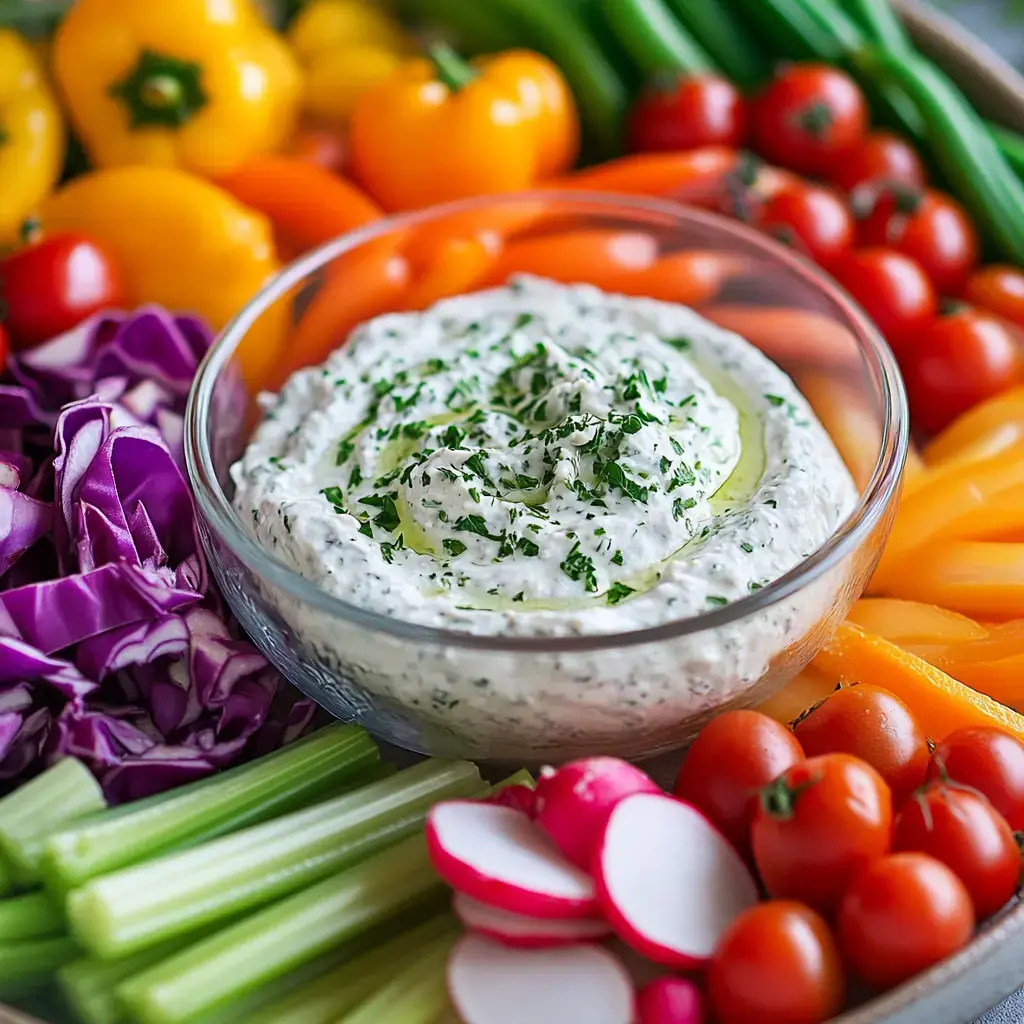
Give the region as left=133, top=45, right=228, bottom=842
left=0, top=935, right=79, bottom=994
left=60, top=948, right=176, bottom=1024
left=118, top=833, right=444, bottom=1024
left=489, top=768, right=535, bottom=793
left=68, top=759, right=482, bottom=958
left=337, top=928, right=457, bottom=1024
left=0, top=891, right=63, bottom=941
left=244, top=915, right=456, bottom=1024
left=0, top=758, right=106, bottom=885
left=0, top=857, right=12, bottom=897
left=43, top=724, right=378, bottom=891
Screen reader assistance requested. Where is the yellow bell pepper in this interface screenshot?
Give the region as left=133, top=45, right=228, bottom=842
left=0, top=30, right=64, bottom=245
left=39, top=166, right=286, bottom=387
left=52, top=0, right=301, bottom=178
left=287, top=0, right=410, bottom=127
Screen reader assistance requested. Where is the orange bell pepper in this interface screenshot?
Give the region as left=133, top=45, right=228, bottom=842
left=216, top=156, right=380, bottom=256
left=922, top=385, right=1024, bottom=469
left=756, top=665, right=837, bottom=726
left=350, top=45, right=577, bottom=212
left=846, top=598, right=989, bottom=645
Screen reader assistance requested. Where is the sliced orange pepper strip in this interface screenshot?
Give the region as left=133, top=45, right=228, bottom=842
left=908, top=651, right=1024, bottom=711
left=846, top=598, right=988, bottom=645
left=402, top=236, right=498, bottom=311
left=217, top=157, right=381, bottom=255
left=755, top=665, right=837, bottom=726
left=812, top=623, right=1024, bottom=742
left=903, top=442, right=926, bottom=493
left=923, top=385, right=1024, bottom=468
left=632, top=251, right=749, bottom=305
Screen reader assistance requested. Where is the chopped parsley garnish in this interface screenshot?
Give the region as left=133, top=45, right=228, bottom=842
left=513, top=312, right=534, bottom=329
left=663, top=336, right=692, bottom=350
left=512, top=591, right=525, bottom=602
left=463, top=451, right=490, bottom=481
left=764, top=394, right=786, bottom=407
left=454, top=514, right=501, bottom=541
left=516, top=536, right=539, bottom=557
left=371, top=495, right=400, bottom=532
left=764, top=499, right=778, bottom=508
left=560, top=541, right=597, bottom=592
left=740, top=541, right=754, bottom=553
left=606, top=582, right=635, bottom=605
left=707, top=595, right=729, bottom=606
left=443, top=538, right=467, bottom=556
left=659, top=456, right=672, bottom=474
left=321, top=486, right=345, bottom=508
left=611, top=549, right=624, bottom=566
left=335, top=439, right=355, bottom=466
left=347, top=466, right=362, bottom=489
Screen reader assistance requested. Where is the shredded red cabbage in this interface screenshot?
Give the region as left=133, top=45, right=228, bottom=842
left=0, top=307, right=314, bottom=803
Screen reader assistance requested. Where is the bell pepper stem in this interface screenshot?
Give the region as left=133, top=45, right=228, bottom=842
left=428, top=43, right=477, bottom=92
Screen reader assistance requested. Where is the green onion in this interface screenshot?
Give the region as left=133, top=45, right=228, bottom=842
left=245, top=915, right=457, bottom=1024
left=43, top=724, right=378, bottom=892
left=0, top=935, right=79, bottom=996
left=0, top=891, right=64, bottom=942
left=0, top=757, right=105, bottom=885
left=118, top=832, right=445, bottom=1024
left=337, top=927, right=457, bottom=1024
left=68, top=759, right=482, bottom=958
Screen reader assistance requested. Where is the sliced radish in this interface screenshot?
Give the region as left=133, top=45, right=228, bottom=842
left=637, top=977, right=705, bottom=1024
left=534, top=757, right=661, bottom=870
left=426, top=801, right=597, bottom=919
left=453, top=892, right=612, bottom=948
left=447, top=934, right=635, bottom=1024
left=486, top=783, right=537, bottom=817
left=594, top=792, right=758, bottom=968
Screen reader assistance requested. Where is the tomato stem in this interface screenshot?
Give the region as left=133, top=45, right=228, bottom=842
left=759, top=774, right=818, bottom=821
left=429, top=43, right=477, bottom=93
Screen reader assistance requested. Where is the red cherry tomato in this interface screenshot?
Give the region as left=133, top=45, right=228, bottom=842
left=793, top=684, right=930, bottom=803
left=893, top=781, right=1020, bottom=919
left=830, top=130, right=927, bottom=193
left=964, top=265, right=1024, bottom=329
left=751, top=753, right=893, bottom=913
left=757, top=184, right=854, bottom=268
left=832, top=248, right=937, bottom=356
left=673, top=710, right=804, bottom=862
left=902, top=306, right=1023, bottom=435
left=751, top=64, right=868, bottom=176
left=628, top=75, right=748, bottom=153
left=856, top=187, right=979, bottom=295
left=707, top=901, right=845, bottom=1024
left=0, top=235, right=127, bottom=349
left=837, top=853, right=975, bottom=990
left=927, top=726, right=1024, bottom=830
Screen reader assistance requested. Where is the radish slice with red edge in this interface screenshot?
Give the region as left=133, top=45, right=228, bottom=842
left=485, top=783, right=537, bottom=817
left=447, top=934, right=635, bottom=1024
left=637, top=976, right=705, bottom=1024
left=453, top=892, right=612, bottom=948
left=426, top=801, right=597, bottom=919
left=595, top=791, right=758, bottom=968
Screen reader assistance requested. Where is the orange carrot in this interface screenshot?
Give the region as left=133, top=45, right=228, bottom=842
left=217, top=157, right=381, bottom=255
left=812, top=623, right=1024, bottom=742
left=631, top=251, right=749, bottom=305
left=923, top=385, right=1024, bottom=468
left=402, top=236, right=497, bottom=311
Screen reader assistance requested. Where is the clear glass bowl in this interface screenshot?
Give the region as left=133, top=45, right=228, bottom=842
left=185, top=193, right=908, bottom=763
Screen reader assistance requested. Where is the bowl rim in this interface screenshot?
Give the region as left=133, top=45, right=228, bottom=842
left=185, top=190, right=909, bottom=654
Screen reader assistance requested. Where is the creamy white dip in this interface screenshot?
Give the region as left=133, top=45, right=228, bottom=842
left=232, top=277, right=857, bottom=756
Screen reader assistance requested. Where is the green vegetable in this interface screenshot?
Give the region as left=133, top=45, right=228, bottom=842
left=245, top=916, right=457, bottom=1024
left=67, top=759, right=483, bottom=958
left=395, top=0, right=521, bottom=52
left=0, top=935, right=79, bottom=996
left=0, top=891, right=63, bottom=942
left=0, top=757, right=105, bottom=885
left=0, top=857, right=12, bottom=898
left=835, top=0, right=911, bottom=52
left=598, top=0, right=715, bottom=79
left=336, top=928, right=458, bottom=1024
left=487, top=0, right=629, bottom=156
left=117, top=833, right=446, bottom=1024
left=989, top=121, right=1024, bottom=181
left=734, top=0, right=850, bottom=61
left=43, top=724, right=379, bottom=892
left=856, top=47, right=1024, bottom=262
left=662, top=0, right=770, bottom=89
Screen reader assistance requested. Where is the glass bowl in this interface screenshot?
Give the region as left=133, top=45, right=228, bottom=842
left=185, top=192, right=908, bottom=763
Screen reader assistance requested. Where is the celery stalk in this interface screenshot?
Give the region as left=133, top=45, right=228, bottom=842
left=0, top=891, right=63, bottom=941
left=0, top=758, right=105, bottom=885
left=0, top=935, right=79, bottom=994
left=0, top=857, right=12, bottom=897
left=244, top=915, right=456, bottom=1024
left=118, top=833, right=444, bottom=1024
left=43, top=724, right=378, bottom=891
left=68, top=758, right=481, bottom=958
left=60, top=947, right=177, bottom=1024
left=337, top=928, right=457, bottom=1024
left=489, top=768, right=535, bottom=793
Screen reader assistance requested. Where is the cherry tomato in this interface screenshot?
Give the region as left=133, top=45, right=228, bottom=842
left=757, top=184, right=854, bottom=268
left=674, top=710, right=804, bottom=862
left=751, top=64, right=868, bottom=176
left=964, top=265, right=1024, bottom=329
left=837, top=853, right=975, bottom=990
left=628, top=75, right=747, bottom=153
left=708, top=901, right=844, bottom=1024
left=902, top=307, right=1023, bottom=435
left=793, top=684, right=930, bottom=803
left=856, top=187, right=979, bottom=295
left=893, top=781, right=1020, bottom=919
left=751, top=753, right=893, bottom=912
left=0, top=235, right=127, bottom=349
left=830, top=130, right=927, bottom=194
left=927, top=726, right=1024, bottom=830
left=832, top=248, right=937, bottom=356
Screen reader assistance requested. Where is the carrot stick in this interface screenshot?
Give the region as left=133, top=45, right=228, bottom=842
left=923, top=385, right=1024, bottom=468
left=846, top=598, right=989, bottom=645
left=217, top=157, right=381, bottom=254
left=812, top=623, right=1024, bottom=742
left=402, top=237, right=497, bottom=311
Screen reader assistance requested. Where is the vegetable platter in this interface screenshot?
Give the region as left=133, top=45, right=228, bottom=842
left=4, top=0, right=1024, bottom=1023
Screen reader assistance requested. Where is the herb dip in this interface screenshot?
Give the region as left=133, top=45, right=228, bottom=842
left=232, top=277, right=857, bottom=754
